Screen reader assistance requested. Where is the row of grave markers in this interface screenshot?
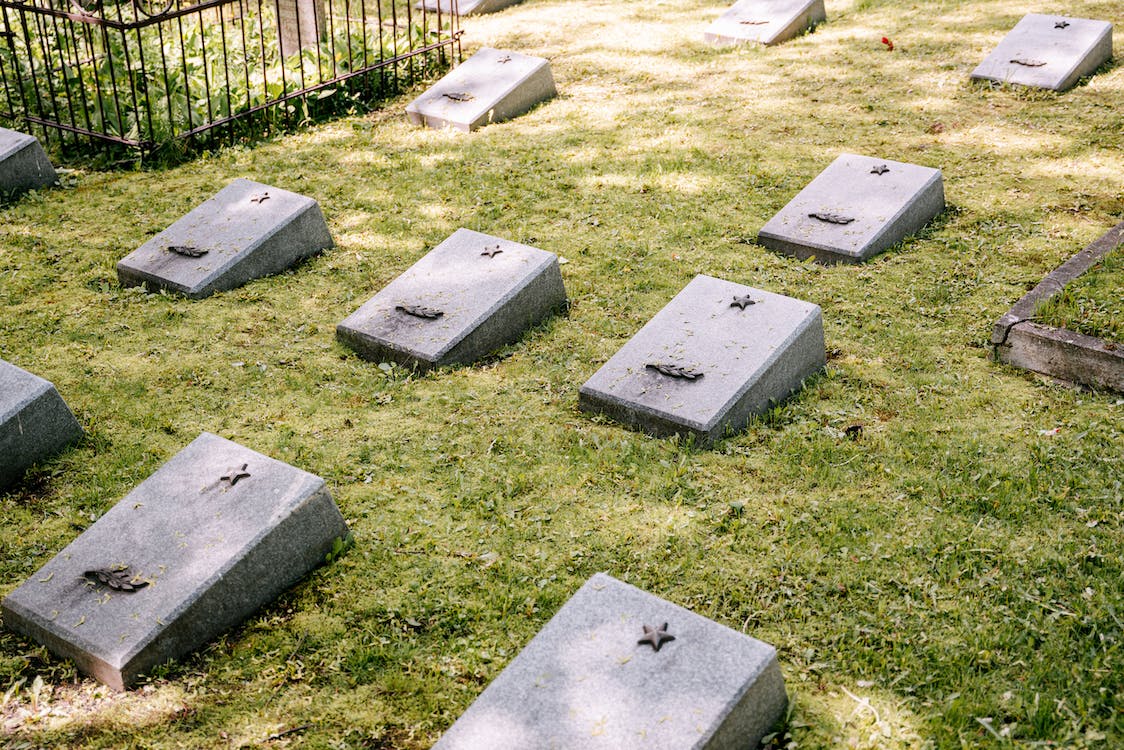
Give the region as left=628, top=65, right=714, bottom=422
left=0, top=5, right=1116, bottom=748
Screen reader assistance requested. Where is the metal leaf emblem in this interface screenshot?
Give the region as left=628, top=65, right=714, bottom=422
left=738, top=19, right=768, bottom=25
left=250, top=192, right=271, bottom=204
left=646, top=362, right=703, bottom=380
left=809, top=212, right=855, bottom=225
left=442, top=92, right=475, bottom=102
left=83, top=567, right=148, bottom=593
left=496, top=55, right=512, bottom=64
left=1009, top=58, right=1047, bottom=67
left=396, top=304, right=444, bottom=319
left=167, top=245, right=208, bottom=257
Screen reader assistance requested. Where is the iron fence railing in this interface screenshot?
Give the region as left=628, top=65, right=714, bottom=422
left=0, top=0, right=461, bottom=149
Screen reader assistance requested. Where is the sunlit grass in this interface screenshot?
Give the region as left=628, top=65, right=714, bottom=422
left=1, top=0, right=1121, bottom=748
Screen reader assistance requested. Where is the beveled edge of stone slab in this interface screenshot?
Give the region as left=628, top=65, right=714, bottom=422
left=757, top=153, right=945, bottom=264
left=416, top=0, right=524, bottom=15
left=991, top=220, right=1124, bottom=392
left=336, top=228, right=567, bottom=370
left=0, top=431, right=348, bottom=690
left=116, top=178, right=333, bottom=299
left=703, top=0, right=826, bottom=46
left=405, top=48, right=557, bottom=132
left=0, top=127, right=58, bottom=199
left=970, top=14, right=1113, bottom=92
left=0, top=359, right=84, bottom=489
left=432, top=572, right=787, bottom=750
left=578, top=275, right=825, bottom=445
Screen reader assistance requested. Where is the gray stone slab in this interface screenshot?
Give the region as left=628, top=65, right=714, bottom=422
left=0, top=359, right=83, bottom=490
left=992, top=221, right=1124, bottom=392
left=0, top=128, right=57, bottom=200
left=1, top=432, right=347, bottom=690
left=757, top=153, right=944, bottom=264
left=971, top=14, right=1113, bottom=92
left=337, top=228, right=567, bottom=370
left=406, top=48, right=556, bottom=132
left=432, top=572, right=788, bottom=750
left=417, top=0, right=524, bottom=15
left=704, top=0, right=825, bottom=46
left=578, top=275, right=824, bottom=445
left=116, top=178, right=333, bottom=299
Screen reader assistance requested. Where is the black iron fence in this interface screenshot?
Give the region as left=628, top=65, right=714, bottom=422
left=0, top=0, right=461, bottom=149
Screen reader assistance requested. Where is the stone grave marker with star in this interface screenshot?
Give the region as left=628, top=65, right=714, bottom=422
left=704, top=0, right=826, bottom=47
left=406, top=48, right=557, bottom=132
left=578, top=274, right=824, bottom=445
left=116, top=178, right=333, bottom=299
left=431, top=572, right=787, bottom=749
left=0, top=432, right=348, bottom=690
left=757, top=153, right=945, bottom=264
left=337, top=228, right=567, bottom=370
left=0, top=358, right=83, bottom=490
left=971, top=14, right=1113, bottom=92
left=0, top=127, right=57, bottom=200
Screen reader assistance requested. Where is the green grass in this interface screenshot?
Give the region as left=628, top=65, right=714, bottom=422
left=1, top=0, right=1122, bottom=747
left=1036, top=247, right=1123, bottom=343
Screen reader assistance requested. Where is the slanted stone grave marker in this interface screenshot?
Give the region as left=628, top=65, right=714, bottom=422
left=337, top=228, right=567, bottom=370
left=116, top=178, right=333, bottom=299
left=579, top=274, right=824, bottom=445
left=971, top=14, right=1113, bottom=92
left=0, top=359, right=83, bottom=490
left=432, top=572, right=788, bottom=750
left=704, top=0, right=826, bottom=47
left=406, top=48, right=556, bottom=132
left=1, top=432, right=348, bottom=690
left=757, top=153, right=944, bottom=264
left=0, top=127, right=57, bottom=200
left=417, top=0, right=524, bottom=16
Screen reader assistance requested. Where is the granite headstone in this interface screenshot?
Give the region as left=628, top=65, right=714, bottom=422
left=579, top=275, right=824, bottom=445
left=0, top=359, right=83, bottom=489
left=971, top=14, right=1113, bottom=92
left=432, top=572, right=788, bottom=750
left=116, top=178, right=333, bottom=299
left=704, top=0, right=826, bottom=46
left=417, top=0, right=524, bottom=15
left=406, top=48, right=556, bottom=132
left=1, top=432, right=348, bottom=690
left=757, top=153, right=944, bottom=264
left=0, top=128, right=57, bottom=200
left=337, top=228, right=567, bottom=370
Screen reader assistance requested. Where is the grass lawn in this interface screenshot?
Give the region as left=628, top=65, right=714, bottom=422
left=1036, top=246, right=1123, bottom=344
left=1, top=0, right=1122, bottom=747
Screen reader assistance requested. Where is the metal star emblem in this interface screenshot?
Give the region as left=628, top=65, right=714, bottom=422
left=1054, top=20, right=1070, bottom=29
left=637, top=623, right=675, bottom=652
left=730, top=294, right=757, bottom=310
left=870, top=164, right=890, bottom=175
left=481, top=245, right=504, bottom=258
left=221, top=463, right=251, bottom=486
left=250, top=192, right=270, bottom=204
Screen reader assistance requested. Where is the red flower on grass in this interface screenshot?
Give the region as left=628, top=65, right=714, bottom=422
left=881, top=37, right=894, bottom=51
